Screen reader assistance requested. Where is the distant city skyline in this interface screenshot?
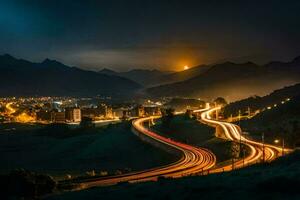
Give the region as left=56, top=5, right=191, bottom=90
left=1, top=0, right=300, bottom=71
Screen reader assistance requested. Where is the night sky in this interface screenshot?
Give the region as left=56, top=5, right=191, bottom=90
left=1, top=0, right=300, bottom=71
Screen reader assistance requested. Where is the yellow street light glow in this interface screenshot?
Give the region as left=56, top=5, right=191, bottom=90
left=184, top=65, right=189, bottom=70
left=274, top=139, right=280, bottom=144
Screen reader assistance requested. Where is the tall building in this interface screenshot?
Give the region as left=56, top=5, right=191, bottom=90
left=98, top=104, right=113, bottom=118
left=144, top=106, right=161, bottom=116
left=131, top=105, right=145, bottom=117
left=51, top=110, right=65, bottom=123
left=81, top=104, right=113, bottom=120
left=65, top=108, right=81, bottom=122
left=36, top=110, right=51, bottom=121
left=122, top=110, right=130, bottom=119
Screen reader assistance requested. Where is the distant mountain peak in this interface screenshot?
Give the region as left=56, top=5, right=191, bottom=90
left=42, top=58, right=61, bottom=65
left=42, top=58, right=51, bottom=62
left=99, top=68, right=118, bottom=75
left=100, top=68, right=116, bottom=72
left=0, top=55, right=141, bottom=97
left=1, top=53, right=14, bottom=58
left=292, top=55, right=300, bottom=64
left=244, top=61, right=257, bottom=65
left=0, top=54, right=16, bottom=61
left=40, top=58, right=69, bottom=70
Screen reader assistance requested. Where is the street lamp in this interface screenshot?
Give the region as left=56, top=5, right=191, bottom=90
left=274, top=139, right=285, bottom=156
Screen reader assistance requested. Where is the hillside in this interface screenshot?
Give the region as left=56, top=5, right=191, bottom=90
left=239, top=95, right=300, bottom=147
left=152, top=115, right=233, bottom=162
left=99, top=65, right=210, bottom=87
left=0, top=122, right=176, bottom=177
left=0, top=54, right=141, bottom=97
left=222, top=83, right=300, bottom=147
left=147, top=57, right=300, bottom=101
left=224, top=83, right=300, bottom=117
left=156, top=64, right=211, bottom=85
left=99, top=68, right=171, bottom=87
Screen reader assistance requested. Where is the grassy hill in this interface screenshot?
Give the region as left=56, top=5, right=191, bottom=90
left=0, top=122, right=176, bottom=178
left=240, top=95, right=300, bottom=148
left=224, top=83, right=300, bottom=117
left=151, top=115, right=233, bottom=163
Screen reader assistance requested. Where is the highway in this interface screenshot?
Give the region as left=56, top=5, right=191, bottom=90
left=67, top=106, right=292, bottom=190
left=198, top=107, right=293, bottom=172
left=73, top=109, right=216, bottom=189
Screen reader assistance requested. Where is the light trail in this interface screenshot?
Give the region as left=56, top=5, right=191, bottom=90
left=5, top=102, right=16, bottom=115
left=65, top=105, right=291, bottom=190
left=71, top=109, right=216, bottom=189
left=198, top=106, right=293, bottom=172
left=4, top=102, right=34, bottom=123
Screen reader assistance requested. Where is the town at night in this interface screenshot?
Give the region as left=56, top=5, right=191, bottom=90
left=1, top=1, right=300, bottom=199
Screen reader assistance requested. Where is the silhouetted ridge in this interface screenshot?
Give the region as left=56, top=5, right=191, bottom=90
left=147, top=56, right=300, bottom=101
left=292, top=55, right=300, bottom=64
left=0, top=54, right=141, bottom=97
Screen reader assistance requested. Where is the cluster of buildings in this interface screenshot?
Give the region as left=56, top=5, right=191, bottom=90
left=0, top=97, right=163, bottom=124
left=36, top=104, right=162, bottom=123
left=36, top=104, right=114, bottom=123
left=121, top=105, right=161, bottom=119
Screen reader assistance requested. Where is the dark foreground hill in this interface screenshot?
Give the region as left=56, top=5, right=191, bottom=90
left=240, top=95, right=300, bottom=147
left=147, top=56, right=300, bottom=101
left=47, top=151, right=300, bottom=200
left=224, top=83, right=300, bottom=117
left=222, top=83, right=300, bottom=147
left=0, top=54, right=141, bottom=97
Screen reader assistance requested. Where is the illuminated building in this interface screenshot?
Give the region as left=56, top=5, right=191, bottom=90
left=98, top=104, right=113, bottom=118
left=144, top=106, right=161, bottom=116
left=65, top=108, right=81, bottom=122
left=131, top=105, right=145, bottom=117
left=81, top=104, right=113, bottom=120
left=51, top=110, right=66, bottom=123
left=36, top=110, right=51, bottom=121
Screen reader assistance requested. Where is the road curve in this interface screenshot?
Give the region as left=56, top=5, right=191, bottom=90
left=72, top=110, right=216, bottom=189
left=199, top=107, right=293, bottom=172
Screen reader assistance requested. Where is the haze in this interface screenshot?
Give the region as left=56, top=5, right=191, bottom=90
left=1, top=0, right=300, bottom=71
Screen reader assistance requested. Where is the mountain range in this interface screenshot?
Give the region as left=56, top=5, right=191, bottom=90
left=0, top=54, right=141, bottom=97
left=99, top=68, right=171, bottom=87
left=1, top=54, right=300, bottom=101
left=99, top=65, right=211, bottom=87
left=146, top=57, right=300, bottom=101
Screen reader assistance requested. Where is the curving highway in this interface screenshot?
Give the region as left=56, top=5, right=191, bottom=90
left=67, top=105, right=292, bottom=190
left=198, top=107, right=293, bottom=172
left=73, top=110, right=216, bottom=189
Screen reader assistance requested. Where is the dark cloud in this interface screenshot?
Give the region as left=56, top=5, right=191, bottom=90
left=0, top=0, right=300, bottom=71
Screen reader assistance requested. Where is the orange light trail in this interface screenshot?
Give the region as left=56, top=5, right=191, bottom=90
left=71, top=108, right=216, bottom=189
left=198, top=106, right=293, bottom=172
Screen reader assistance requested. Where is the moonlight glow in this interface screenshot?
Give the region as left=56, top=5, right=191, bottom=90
left=184, top=65, right=189, bottom=70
